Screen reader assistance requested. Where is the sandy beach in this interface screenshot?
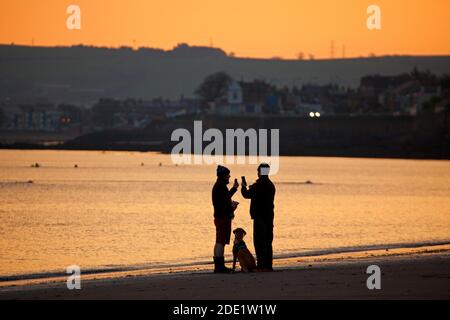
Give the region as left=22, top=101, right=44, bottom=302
left=1, top=245, right=449, bottom=300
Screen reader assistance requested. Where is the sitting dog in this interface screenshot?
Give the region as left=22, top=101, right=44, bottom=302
left=232, top=228, right=257, bottom=272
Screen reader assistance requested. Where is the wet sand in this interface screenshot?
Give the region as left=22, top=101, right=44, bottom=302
left=1, top=246, right=449, bottom=300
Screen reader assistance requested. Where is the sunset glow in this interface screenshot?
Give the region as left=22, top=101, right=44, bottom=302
left=0, top=0, right=449, bottom=59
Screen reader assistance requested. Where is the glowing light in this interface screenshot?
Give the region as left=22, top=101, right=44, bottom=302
left=309, top=112, right=315, bottom=118
left=315, top=112, right=321, bottom=117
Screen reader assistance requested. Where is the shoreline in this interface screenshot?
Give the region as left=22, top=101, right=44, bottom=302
left=1, top=243, right=449, bottom=299
left=2, top=111, right=450, bottom=160
left=1, top=146, right=450, bottom=161
left=2, top=241, right=450, bottom=286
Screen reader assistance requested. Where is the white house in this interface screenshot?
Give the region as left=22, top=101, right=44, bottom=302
left=227, top=81, right=243, bottom=104
left=217, top=81, right=266, bottom=115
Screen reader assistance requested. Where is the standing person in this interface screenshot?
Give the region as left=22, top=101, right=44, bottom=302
left=241, top=163, right=276, bottom=271
left=212, top=165, right=239, bottom=273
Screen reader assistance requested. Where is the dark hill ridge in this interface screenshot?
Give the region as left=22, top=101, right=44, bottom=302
left=1, top=44, right=449, bottom=104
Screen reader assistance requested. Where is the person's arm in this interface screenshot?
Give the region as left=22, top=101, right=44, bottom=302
left=229, top=179, right=238, bottom=197
left=241, top=183, right=256, bottom=199
left=229, top=185, right=237, bottom=197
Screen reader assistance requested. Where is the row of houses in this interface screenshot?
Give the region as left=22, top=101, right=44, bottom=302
left=0, top=104, right=80, bottom=132
left=210, top=80, right=325, bottom=117
left=0, top=98, right=201, bottom=132
left=90, top=98, right=199, bottom=130
left=359, top=70, right=448, bottom=115
left=1, top=70, right=448, bottom=133
left=208, top=70, right=448, bottom=117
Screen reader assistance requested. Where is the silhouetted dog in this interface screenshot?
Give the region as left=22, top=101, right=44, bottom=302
left=232, top=228, right=257, bottom=272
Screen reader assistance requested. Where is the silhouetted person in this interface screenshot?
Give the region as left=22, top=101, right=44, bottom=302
left=212, top=165, right=239, bottom=273
left=241, top=163, right=276, bottom=271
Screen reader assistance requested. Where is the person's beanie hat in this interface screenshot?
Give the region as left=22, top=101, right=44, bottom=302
left=217, top=165, right=230, bottom=177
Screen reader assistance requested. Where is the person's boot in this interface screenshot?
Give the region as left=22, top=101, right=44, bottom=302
left=256, top=259, right=273, bottom=272
left=213, top=257, right=232, bottom=273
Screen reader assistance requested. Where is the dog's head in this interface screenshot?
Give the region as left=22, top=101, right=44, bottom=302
left=233, top=228, right=247, bottom=241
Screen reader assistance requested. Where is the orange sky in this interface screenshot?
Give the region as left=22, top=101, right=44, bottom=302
left=0, top=0, right=449, bottom=59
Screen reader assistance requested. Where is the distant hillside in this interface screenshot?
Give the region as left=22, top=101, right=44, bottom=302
left=1, top=44, right=449, bottom=105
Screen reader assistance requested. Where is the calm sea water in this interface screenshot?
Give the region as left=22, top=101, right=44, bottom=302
left=0, top=150, right=449, bottom=279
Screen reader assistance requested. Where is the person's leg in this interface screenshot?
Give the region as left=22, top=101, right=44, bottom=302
left=213, top=243, right=231, bottom=273
left=259, top=221, right=268, bottom=269
left=214, top=243, right=224, bottom=257
left=253, top=219, right=264, bottom=268
left=259, top=219, right=273, bottom=270
left=213, top=218, right=232, bottom=273
left=266, top=220, right=274, bottom=269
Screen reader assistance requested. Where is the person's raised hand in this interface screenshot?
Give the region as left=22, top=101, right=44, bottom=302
left=241, top=176, right=247, bottom=188
left=233, top=178, right=239, bottom=188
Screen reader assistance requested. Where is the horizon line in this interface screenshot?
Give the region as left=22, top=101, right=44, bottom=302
left=1, top=42, right=450, bottom=62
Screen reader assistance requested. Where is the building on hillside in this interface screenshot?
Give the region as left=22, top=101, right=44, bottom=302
left=1, top=104, right=65, bottom=132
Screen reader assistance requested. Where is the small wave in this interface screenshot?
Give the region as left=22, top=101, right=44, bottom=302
left=278, top=181, right=319, bottom=185
left=272, top=240, right=450, bottom=260
left=0, top=260, right=211, bottom=283
left=0, top=181, right=35, bottom=186
left=0, top=267, right=128, bottom=283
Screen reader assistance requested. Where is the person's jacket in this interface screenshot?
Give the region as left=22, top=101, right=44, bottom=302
left=241, top=177, right=275, bottom=220
left=212, top=179, right=237, bottom=218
